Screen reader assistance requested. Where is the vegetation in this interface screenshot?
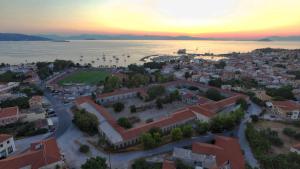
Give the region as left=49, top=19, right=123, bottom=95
left=209, top=108, right=244, bottom=133
left=175, top=159, right=193, bottom=169
left=214, top=60, right=226, bottom=69
left=209, top=78, right=223, bottom=88
left=17, top=84, right=43, bottom=97
left=196, top=121, right=210, bottom=135
left=0, top=97, right=30, bottom=109
left=126, top=73, right=150, bottom=88
left=128, top=64, right=146, bottom=74
left=282, top=128, right=300, bottom=140
left=113, top=102, right=125, bottom=112
left=287, top=70, right=300, bottom=80
left=130, top=105, right=137, bottom=113
left=143, top=62, right=166, bottom=69
left=0, top=121, right=48, bottom=138
left=59, top=70, right=109, bottom=85
left=171, top=127, right=183, bottom=141
left=117, top=117, right=132, bottom=129
left=236, top=98, right=249, bottom=110
left=0, top=71, right=26, bottom=82
left=246, top=124, right=300, bottom=169
left=81, top=156, right=108, bottom=169
left=37, top=60, right=75, bottom=80
left=154, top=72, right=174, bottom=83
left=147, top=85, right=166, bottom=100
left=266, top=85, right=295, bottom=100
left=155, top=99, right=163, bottom=109
left=181, top=125, right=193, bottom=138
left=79, top=144, right=90, bottom=153
left=73, top=109, right=99, bottom=135
left=132, top=158, right=162, bottom=169
left=103, top=75, right=121, bottom=92
left=141, top=128, right=162, bottom=149
left=205, top=88, right=224, bottom=101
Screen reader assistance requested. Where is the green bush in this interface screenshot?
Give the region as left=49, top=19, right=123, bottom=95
left=130, top=105, right=137, bottom=113
left=171, top=127, right=183, bottom=141
left=73, top=109, right=99, bottom=135
left=79, top=144, right=90, bottom=153
left=181, top=125, right=193, bottom=138
left=117, top=117, right=132, bottom=129
left=205, top=88, right=225, bottom=101
left=282, top=128, right=297, bottom=137
left=113, top=102, right=124, bottom=112
left=81, top=156, right=108, bottom=169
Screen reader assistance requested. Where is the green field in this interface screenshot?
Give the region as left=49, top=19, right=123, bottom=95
left=59, top=70, right=109, bottom=85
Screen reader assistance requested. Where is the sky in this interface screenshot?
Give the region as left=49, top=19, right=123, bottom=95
left=0, top=0, right=300, bottom=38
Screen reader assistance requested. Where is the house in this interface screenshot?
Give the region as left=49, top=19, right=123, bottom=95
left=290, top=143, right=300, bottom=154
left=0, top=138, right=64, bottom=169
left=0, top=107, right=22, bottom=126
left=269, top=101, right=300, bottom=120
left=163, top=136, right=245, bottom=169
left=29, top=96, right=44, bottom=111
left=0, top=134, right=16, bottom=159
left=162, top=160, right=176, bottom=169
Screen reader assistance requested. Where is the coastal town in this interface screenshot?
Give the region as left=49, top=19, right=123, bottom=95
left=0, top=47, right=300, bottom=169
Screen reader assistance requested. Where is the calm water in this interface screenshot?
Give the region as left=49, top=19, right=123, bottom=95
left=0, top=40, right=299, bottom=66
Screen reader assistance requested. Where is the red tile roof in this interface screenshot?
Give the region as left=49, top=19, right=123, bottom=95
left=0, top=134, right=12, bottom=143
left=192, top=136, right=245, bottom=169
left=0, top=106, right=19, bottom=119
left=76, top=80, right=247, bottom=143
left=272, top=100, right=300, bottom=111
left=0, top=138, right=62, bottom=169
left=162, top=160, right=176, bottom=169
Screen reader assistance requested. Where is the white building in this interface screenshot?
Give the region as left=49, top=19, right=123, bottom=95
left=290, top=144, right=300, bottom=154
left=0, top=134, right=16, bottom=158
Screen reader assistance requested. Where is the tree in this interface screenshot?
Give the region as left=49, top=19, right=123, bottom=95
left=127, top=74, right=150, bottom=88
left=81, top=156, right=108, bottom=169
left=79, top=144, right=90, bottom=153
left=282, top=128, right=297, bottom=137
left=130, top=105, right=137, bottom=113
left=132, top=158, right=162, bottom=169
left=196, top=121, right=209, bottom=135
left=113, top=102, right=124, bottom=112
left=205, top=88, right=224, bottom=101
left=184, top=72, right=191, bottom=79
left=147, top=85, right=165, bottom=100
left=209, top=78, right=223, bottom=88
left=171, top=127, right=183, bottom=141
left=103, top=76, right=121, bottom=93
left=73, top=109, right=99, bottom=135
left=182, top=125, right=193, bottom=138
left=117, top=117, right=132, bottom=129
left=0, top=97, right=30, bottom=109
left=156, top=99, right=163, bottom=109
left=266, top=85, right=295, bottom=100
left=236, top=98, right=249, bottom=110
left=141, top=133, right=156, bottom=149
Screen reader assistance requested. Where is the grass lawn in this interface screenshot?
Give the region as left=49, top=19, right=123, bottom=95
left=59, top=70, right=109, bottom=85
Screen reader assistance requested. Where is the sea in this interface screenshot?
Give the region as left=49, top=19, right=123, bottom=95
left=0, top=40, right=299, bottom=66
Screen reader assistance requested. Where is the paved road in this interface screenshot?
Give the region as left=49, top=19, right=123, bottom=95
left=238, top=102, right=262, bottom=168
left=44, top=91, right=73, bottom=138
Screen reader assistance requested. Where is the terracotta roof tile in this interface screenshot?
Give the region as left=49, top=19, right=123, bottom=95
left=272, top=100, right=300, bottom=111
left=162, top=160, right=176, bottom=169
left=0, top=138, right=62, bottom=169
left=0, top=134, right=12, bottom=143
left=0, top=106, right=19, bottom=119
left=192, top=135, right=245, bottom=169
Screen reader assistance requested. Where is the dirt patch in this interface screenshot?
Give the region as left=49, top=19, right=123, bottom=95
left=254, top=120, right=300, bottom=154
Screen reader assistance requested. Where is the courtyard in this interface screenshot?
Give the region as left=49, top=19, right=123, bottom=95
left=106, top=97, right=190, bottom=128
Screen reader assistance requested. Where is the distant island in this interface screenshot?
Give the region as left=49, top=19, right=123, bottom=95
left=1, top=33, right=300, bottom=41
left=0, top=33, right=52, bottom=41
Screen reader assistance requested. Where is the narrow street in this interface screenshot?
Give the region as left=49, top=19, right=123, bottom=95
left=238, top=102, right=262, bottom=168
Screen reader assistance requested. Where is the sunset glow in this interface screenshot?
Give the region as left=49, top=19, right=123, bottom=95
left=1, top=0, right=300, bottom=38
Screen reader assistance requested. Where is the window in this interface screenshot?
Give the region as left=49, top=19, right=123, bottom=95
left=7, top=146, right=13, bottom=154
left=0, top=144, right=3, bottom=148
left=6, top=140, right=10, bottom=144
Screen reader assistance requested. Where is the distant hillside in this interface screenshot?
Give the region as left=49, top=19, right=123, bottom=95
left=0, top=33, right=51, bottom=41
left=261, top=36, right=300, bottom=41
left=39, top=34, right=213, bottom=40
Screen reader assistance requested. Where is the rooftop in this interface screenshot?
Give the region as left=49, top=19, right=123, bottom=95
left=0, top=134, right=12, bottom=143
left=0, top=106, right=19, bottom=119
left=0, top=138, right=62, bottom=169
